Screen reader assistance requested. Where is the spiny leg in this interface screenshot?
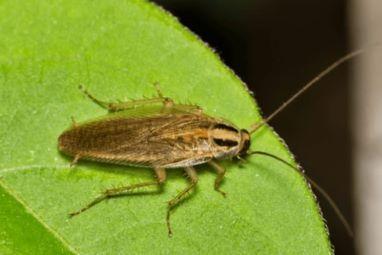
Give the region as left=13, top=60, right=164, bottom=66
left=153, top=81, right=205, bottom=115
left=171, top=104, right=203, bottom=115
left=70, top=116, right=77, bottom=128
left=166, top=166, right=198, bottom=237
left=69, top=154, right=81, bottom=168
left=152, top=82, right=166, bottom=101
left=69, top=168, right=166, bottom=217
left=208, top=160, right=227, bottom=197
left=79, top=84, right=203, bottom=115
left=78, top=84, right=173, bottom=112
left=153, top=82, right=202, bottom=114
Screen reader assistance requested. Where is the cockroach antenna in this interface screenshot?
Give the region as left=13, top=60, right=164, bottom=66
left=247, top=151, right=354, bottom=237
left=249, top=48, right=364, bottom=134
left=247, top=49, right=365, bottom=237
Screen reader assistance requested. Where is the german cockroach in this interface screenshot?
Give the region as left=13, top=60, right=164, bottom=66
left=58, top=49, right=363, bottom=236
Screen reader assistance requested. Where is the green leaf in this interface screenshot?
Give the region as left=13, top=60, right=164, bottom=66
left=0, top=0, right=331, bottom=254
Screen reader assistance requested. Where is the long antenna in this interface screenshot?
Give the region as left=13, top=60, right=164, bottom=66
left=249, top=49, right=364, bottom=134
left=248, top=150, right=354, bottom=237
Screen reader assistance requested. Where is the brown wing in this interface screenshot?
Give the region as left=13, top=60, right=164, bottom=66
left=58, top=111, right=219, bottom=168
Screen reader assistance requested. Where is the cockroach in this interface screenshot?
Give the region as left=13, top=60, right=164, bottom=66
left=58, top=49, right=363, bottom=236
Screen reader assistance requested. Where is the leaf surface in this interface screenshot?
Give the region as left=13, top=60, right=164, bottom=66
left=0, top=0, right=331, bottom=254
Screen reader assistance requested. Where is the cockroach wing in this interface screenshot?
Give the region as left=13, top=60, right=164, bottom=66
left=58, top=106, right=220, bottom=168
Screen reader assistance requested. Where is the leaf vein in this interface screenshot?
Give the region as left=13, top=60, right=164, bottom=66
left=0, top=178, right=80, bottom=255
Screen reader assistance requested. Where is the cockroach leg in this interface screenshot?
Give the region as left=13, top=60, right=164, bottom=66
left=154, top=168, right=167, bottom=184
left=70, top=116, right=77, bottom=128
left=79, top=84, right=173, bottom=112
left=166, top=166, right=198, bottom=236
left=153, top=82, right=165, bottom=98
left=69, top=168, right=166, bottom=218
left=110, top=97, right=173, bottom=111
left=171, top=104, right=203, bottom=115
left=152, top=82, right=174, bottom=109
left=153, top=82, right=204, bottom=114
left=208, top=160, right=227, bottom=197
left=78, top=84, right=113, bottom=110
left=70, top=154, right=81, bottom=168
left=79, top=84, right=203, bottom=115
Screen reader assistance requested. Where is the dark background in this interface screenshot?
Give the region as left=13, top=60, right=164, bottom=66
left=153, top=0, right=353, bottom=254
